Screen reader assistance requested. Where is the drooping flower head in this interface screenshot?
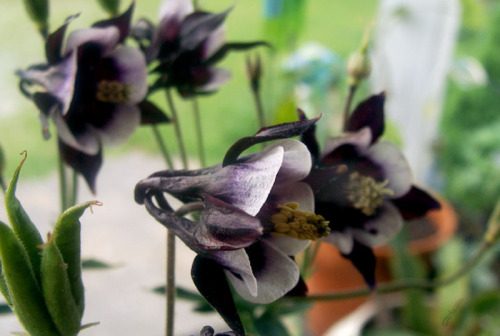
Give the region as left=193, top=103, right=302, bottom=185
left=135, top=117, right=321, bottom=334
left=132, top=0, right=268, bottom=97
left=17, top=5, right=149, bottom=191
left=302, top=93, right=441, bottom=287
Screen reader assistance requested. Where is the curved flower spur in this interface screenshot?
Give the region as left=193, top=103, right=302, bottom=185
left=16, top=4, right=149, bottom=191
left=134, top=117, right=322, bottom=334
left=301, top=93, right=441, bottom=288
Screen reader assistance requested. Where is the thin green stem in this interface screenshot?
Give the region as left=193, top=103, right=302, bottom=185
left=252, top=88, right=266, bottom=130
left=166, top=90, right=188, bottom=169
left=57, top=151, right=68, bottom=213
left=292, top=242, right=492, bottom=302
left=191, top=98, right=206, bottom=167
left=342, top=85, right=357, bottom=131
left=152, top=125, right=174, bottom=170
left=0, top=177, right=6, bottom=194
left=166, top=230, right=175, bottom=336
left=68, top=170, right=78, bottom=208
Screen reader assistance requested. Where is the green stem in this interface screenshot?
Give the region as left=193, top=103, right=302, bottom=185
left=0, top=177, right=6, bottom=194
left=68, top=170, right=78, bottom=208
left=292, top=241, right=492, bottom=302
left=166, top=90, right=188, bottom=169
left=342, top=85, right=357, bottom=131
left=251, top=84, right=266, bottom=129
left=152, top=125, right=174, bottom=170
left=165, top=230, right=175, bottom=336
left=58, top=151, right=68, bottom=213
left=191, top=98, right=206, bottom=167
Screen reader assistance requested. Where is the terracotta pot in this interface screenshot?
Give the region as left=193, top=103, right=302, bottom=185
left=306, top=196, right=457, bottom=336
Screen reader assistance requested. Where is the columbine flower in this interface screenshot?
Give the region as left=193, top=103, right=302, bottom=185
left=132, top=0, right=267, bottom=97
left=135, top=118, right=319, bottom=333
left=302, top=93, right=440, bottom=287
left=17, top=5, right=148, bottom=191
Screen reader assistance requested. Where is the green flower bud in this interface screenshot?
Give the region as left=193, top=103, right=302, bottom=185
left=97, top=0, right=121, bottom=16
left=22, top=0, right=49, bottom=37
left=347, top=51, right=371, bottom=86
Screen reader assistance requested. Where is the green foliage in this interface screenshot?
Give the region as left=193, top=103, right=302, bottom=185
left=440, top=5, right=500, bottom=217
left=0, top=155, right=97, bottom=335
left=21, top=0, right=49, bottom=35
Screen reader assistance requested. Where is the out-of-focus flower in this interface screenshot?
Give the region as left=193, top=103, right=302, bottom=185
left=135, top=118, right=319, bottom=333
left=301, top=93, right=440, bottom=287
left=132, top=1, right=267, bottom=97
left=17, top=5, right=148, bottom=191
left=198, top=325, right=237, bottom=336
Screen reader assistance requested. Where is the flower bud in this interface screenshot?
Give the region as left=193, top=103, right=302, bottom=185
left=347, top=23, right=373, bottom=87
left=347, top=51, right=371, bottom=86
left=22, top=0, right=49, bottom=37
left=97, top=0, right=121, bottom=16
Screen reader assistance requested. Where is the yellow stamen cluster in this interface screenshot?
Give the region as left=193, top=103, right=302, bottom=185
left=270, top=202, right=330, bottom=241
left=96, top=80, right=130, bottom=103
left=346, top=172, right=394, bottom=216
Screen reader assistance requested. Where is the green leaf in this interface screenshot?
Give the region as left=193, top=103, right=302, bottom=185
left=41, top=238, right=81, bottom=336
left=0, top=221, right=59, bottom=336
left=82, top=258, right=115, bottom=270
left=254, top=310, right=290, bottom=336
left=470, top=290, right=500, bottom=315
left=5, top=153, right=44, bottom=285
left=0, top=302, right=12, bottom=315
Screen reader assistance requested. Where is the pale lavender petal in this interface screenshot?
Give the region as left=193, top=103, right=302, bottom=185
left=252, top=139, right=312, bottom=185
left=203, top=145, right=283, bottom=216
left=64, top=26, right=120, bottom=55
left=323, top=230, right=354, bottom=255
left=366, top=141, right=412, bottom=197
left=109, top=46, right=148, bottom=103
left=195, top=195, right=263, bottom=250
left=53, top=112, right=100, bottom=155
left=351, top=202, right=403, bottom=247
left=214, top=249, right=257, bottom=297
left=203, top=25, right=225, bottom=59
left=199, top=68, right=231, bottom=92
left=226, top=241, right=299, bottom=304
left=159, top=0, right=193, bottom=20
left=261, top=182, right=314, bottom=256
left=92, top=103, right=141, bottom=147
left=321, top=127, right=372, bottom=159
left=17, top=52, right=77, bottom=115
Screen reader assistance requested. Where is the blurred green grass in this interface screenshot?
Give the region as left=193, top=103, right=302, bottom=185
left=0, top=0, right=377, bottom=181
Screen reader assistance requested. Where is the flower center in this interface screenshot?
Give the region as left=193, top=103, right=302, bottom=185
left=346, top=172, right=394, bottom=216
left=96, top=80, right=130, bottom=103
left=270, top=202, right=330, bottom=240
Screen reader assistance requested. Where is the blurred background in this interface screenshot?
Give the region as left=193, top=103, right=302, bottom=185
left=1, top=0, right=500, bottom=335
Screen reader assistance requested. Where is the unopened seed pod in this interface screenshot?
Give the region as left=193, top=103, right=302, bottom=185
left=0, top=221, right=59, bottom=336
left=5, top=153, right=44, bottom=285
left=53, top=200, right=102, bottom=317
left=41, top=236, right=82, bottom=336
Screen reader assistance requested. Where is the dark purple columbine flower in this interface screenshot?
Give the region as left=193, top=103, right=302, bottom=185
left=132, top=0, right=267, bottom=98
left=17, top=5, right=149, bottom=191
left=135, top=118, right=321, bottom=334
left=302, top=93, right=441, bottom=288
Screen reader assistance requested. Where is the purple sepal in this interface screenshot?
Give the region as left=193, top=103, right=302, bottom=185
left=346, top=92, right=385, bottom=144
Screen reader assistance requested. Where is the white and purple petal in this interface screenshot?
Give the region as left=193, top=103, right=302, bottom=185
left=195, top=194, right=263, bottom=250
left=108, top=45, right=148, bottom=103
left=64, top=26, right=120, bottom=55
left=321, top=127, right=372, bottom=162
left=226, top=240, right=300, bottom=304
left=92, top=103, right=141, bottom=148
left=351, top=201, right=403, bottom=247
left=365, top=141, right=412, bottom=197
left=261, top=182, right=314, bottom=255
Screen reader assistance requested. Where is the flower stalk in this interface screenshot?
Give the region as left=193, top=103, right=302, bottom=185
left=152, top=125, right=175, bottom=170
left=192, top=98, right=206, bottom=167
